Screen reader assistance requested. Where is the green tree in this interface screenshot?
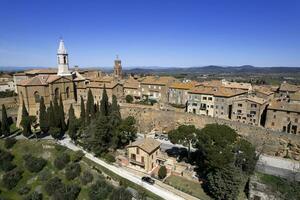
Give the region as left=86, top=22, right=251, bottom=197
left=125, top=95, right=133, bottom=103
left=110, top=187, right=132, bottom=200
left=86, top=89, right=95, bottom=125
left=1, top=104, right=10, bottom=136
left=88, top=180, right=113, bottom=200
left=99, top=86, right=109, bottom=117
left=39, top=97, right=49, bottom=134
left=80, top=96, right=86, bottom=127
left=109, top=95, right=121, bottom=128
left=21, top=102, right=32, bottom=137
left=113, top=116, right=137, bottom=148
left=49, top=127, right=61, bottom=140
left=168, top=125, right=198, bottom=159
left=158, top=166, right=167, bottom=179
left=59, top=95, right=67, bottom=132
left=196, top=124, right=238, bottom=169
left=47, top=101, right=56, bottom=128
left=53, top=97, right=60, bottom=128
left=206, top=167, right=244, bottom=200
left=68, top=104, right=78, bottom=141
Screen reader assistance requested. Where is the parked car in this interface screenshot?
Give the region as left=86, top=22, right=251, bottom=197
left=141, top=176, right=155, bottom=185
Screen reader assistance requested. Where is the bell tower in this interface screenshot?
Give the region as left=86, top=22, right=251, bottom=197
left=114, top=55, right=122, bottom=78
left=57, top=39, right=71, bottom=76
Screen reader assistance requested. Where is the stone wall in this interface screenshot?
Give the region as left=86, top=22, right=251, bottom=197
left=120, top=103, right=300, bottom=160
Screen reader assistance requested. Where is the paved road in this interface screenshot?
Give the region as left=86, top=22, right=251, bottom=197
left=58, top=138, right=186, bottom=200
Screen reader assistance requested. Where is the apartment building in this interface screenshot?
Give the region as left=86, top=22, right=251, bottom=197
left=231, top=96, right=267, bottom=126
left=123, top=78, right=141, bottom=101
left=168, top=81, right=197, bottom=106
left=265, top=100, right=300, bottom=135
left=140, top=76, right=177, bottom=103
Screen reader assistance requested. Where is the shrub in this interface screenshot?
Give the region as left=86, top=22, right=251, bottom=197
left=2, top=168, right=23, bottom=189
left=109, top=187, right=132, bottom=200
left=54, top=152, right=70, bottom=170
left=88, top=180, right=113, bottom=200
left=0, top=148, right=15, bottom=171
left=55, top=145, right=67, bottom=152
left=80, top=171, right=93, bottom=185
left=23, top=154, right=47, bottom=173
left=49, top=127, right=61, bottom=139
left=4, top=137, right=17, bottom=149
left=125, top=95, right=133, bottom=103
left=52, top=184, right=81, bottom=200
left=23, top=191, right=43, bottom=200
left=44, top=177, right=63, bottom=196
left=72, top=150, right=84, bottom=162
left=38, top=168, right=51, bottom=181
left=18, top=186, right=31, bottom=195
left=102, top=153, right=116, bottom=163
left=65, top=163, right=81, bottom=180
left=158, top=166, right=167, bottom=179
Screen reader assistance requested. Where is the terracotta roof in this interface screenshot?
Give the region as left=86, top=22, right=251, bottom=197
left=89, top=76, right=114, bottom=83
left=268, top=100, right=300, bottom=113
left=141, top=76, right=177, bottom=85
left=79, top=81, right=120, bottom=89
left=222, top=81, right=251, bottom=90
left=124, top=79, right=139, bottom=89
left=25, top=68, right=58, bottom=75
left=279, top=82, right=300, bottom=92
left=189, top=86, right=246, bottom=97
left=253, top=85, right=274, bottom=96
left=234, top=95, right=267, bottom=105
left=169, top=81, right=198, bottom=90
left=0, top=74, right=12, bottom=79
left=127, top=138, right=161, bottom=154
left=17, top=75, right=71, bottom=86
left=196, top=80, right=222, bottom=87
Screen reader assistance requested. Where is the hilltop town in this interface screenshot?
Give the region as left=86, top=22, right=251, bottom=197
left=0, top=40, right=299, bottom=200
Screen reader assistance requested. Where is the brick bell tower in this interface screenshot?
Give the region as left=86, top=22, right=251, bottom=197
left=113, top=55, right=122, bottom=78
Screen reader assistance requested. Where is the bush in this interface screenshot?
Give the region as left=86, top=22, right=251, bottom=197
left=109, top=187, right=132, bottom=200
left=102, top=153, right=116, bottom=163
left=52, top=184, right=81, bottom=200
left=18, top=186, right=31, bottom=195
left=4, top=137, right=17, bottom=149
left=125, top=95, right=133, bottom=103
left=54, top=152, right=70, bottom=170
left=0, top=148, right=15, bottom=171
left=2, top=168, right=23, bottom=189
left=158, top=166, right=167, bottom=179
left=72, top=150, right=84, bottom=162
left=65, top=163, right=81, bottom=180
left=38, top=168, right=51, bottom=181
left=88, top=180, right=113, bottom=200
left=23, top=154, right=47, bottom=173
left=80, top=171, right=93, bottom=185
left=49, top=127, right=61, bottom=139
left=23, top=191, right=43, bottom=200
left=44, top=177, right=63, bottom=196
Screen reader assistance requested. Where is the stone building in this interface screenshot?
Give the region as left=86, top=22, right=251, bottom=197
left=168, top=81, right=197, bottom=106
left=123, top=78, right=141, bottom=101
left=265, top=100, right=300, bottom=135
left=140, top=76, right=177, bottom=103
left=252, top=85, right=275, bottom=100
left=127, top=138, right=161, bottom=172
left=278, top=82, right=300, bottom=97
left=231, top=96, right=267, bottom=126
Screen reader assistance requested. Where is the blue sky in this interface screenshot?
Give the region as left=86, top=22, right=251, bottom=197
left=0, top=0, right=300, bottom=68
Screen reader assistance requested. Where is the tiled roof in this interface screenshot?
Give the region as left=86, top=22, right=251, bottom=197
left=222, top=81, right=251, bottom=90
left=124, top=79, right=139, bottom=89
left=17, top=75, right=71, bottom=86
left=189, top=86, right=246, bottom=97
left=268, top=100, right=300, bottom=113
left=25, top=68, right=58, bottom=75
left=196, top=80, right=223, bottom=87
left=253, top=85, right=274, bottom=96
left=128, top=138, right=161, bottom=154
left=169, top=81, right=198, bottom=90
left=83, top=81, right=120, bottom=89
left=89, top=76, right=114, bottom=83
left=279, top=82, right=300, bottom=92
left=234, top=95, right=267, bottom=105
left=290, top=91, right=300, bottom=101
left=141, top=76, right=177, bottom=85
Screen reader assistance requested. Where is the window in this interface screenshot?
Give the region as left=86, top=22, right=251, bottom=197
left=208, top=97, right=213, bottom=101
left=221, top=106, right=224, bottom=110
left=141, top=156, right=144, bottom=163
left=238, top=104, right=242, bottom=107
left=210, top=105, right=213, bottom=108
left=66, top=87, right=70, bottom=99
left=237, top=110, right=242, bottom=114
left=136, top=148, right=139, bottom=155
left=251, top=104, right=257, bottom=108
left=271, top=122, right=275, bottom=126
left=203, top=97, right=207, bottom=100
left=250, top=111, right=256, bottom=115
left=273, top=115, right=276, bottom=119
left=192, top=103, right=197, bottom=106
left=63, top=56, right=67, bottom=64
left=287, top=117, right=290, bottom=122
left=34, top=91, right=40, bottom=103
left=295, top=118, right=298, bottom=123
left=54, top=88, right=60, bottom=99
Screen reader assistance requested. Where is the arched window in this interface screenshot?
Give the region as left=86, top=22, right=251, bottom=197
left=63, top=56, right=67, bottom=64
left=66, top=87, right=70, bottom=99
left=34, top=91, right=40, bottom=103
left=55, top=88, right=60, bottom=99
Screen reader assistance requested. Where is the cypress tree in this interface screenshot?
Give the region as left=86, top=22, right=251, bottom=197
left=59, top=95, right=67, bottom=132
left=21, top=101, right=31, bottom=137
left=68, top=104, right=77, bottom=141
left=0, top=121, right=2, bottom=136
left=1, top=104, right=10, bottom=136
left=99, top=85, right=109, bottom=117
left=86, top=89, right=94, bottom=125
left=109, top=95, right=121, bottom=128
left=39, top=97, right=49, bottom=134
left=80, top=96, right=86, bottom=127
left=53, top=97, right=60, bottom=128
left=48, top=101, right=56, bottom=128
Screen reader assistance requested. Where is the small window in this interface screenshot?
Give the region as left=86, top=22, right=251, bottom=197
left=136, top=148, right=139, bottom=155
left=251, top=104, right=257, bottom=108
left=287, top=117, right=290, bottom=122
left=273, top=115, right=276, bottom=119
left=238, top=104, right=242, bottom=107
left=141, top=156, right=144, bottom=163
left=295, top=118, right=298, bottom=123
left=203, top=97, right=207, bottom=100
left=271, top=122, right=275, bottom=126
left=208, top=97, right=212, bottom=101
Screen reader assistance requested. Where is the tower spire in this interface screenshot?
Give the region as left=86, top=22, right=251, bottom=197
left=57, top=39, right=71, bottom=76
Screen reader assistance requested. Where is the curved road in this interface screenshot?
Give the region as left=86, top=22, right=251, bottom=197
left=58, top=138, right=186, bottom=200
